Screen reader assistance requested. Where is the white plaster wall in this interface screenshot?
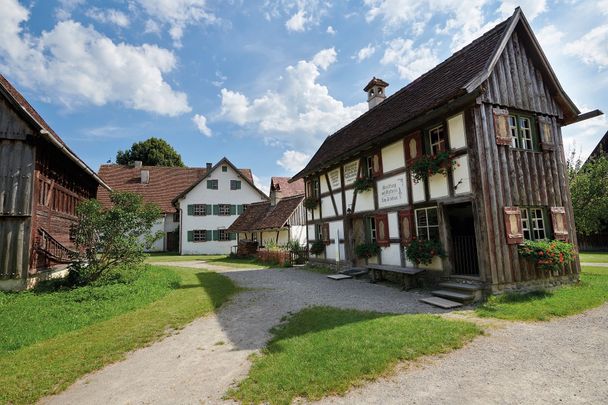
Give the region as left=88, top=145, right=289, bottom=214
left=325, top=221, right=345, bottom=260
left=178, top=163, right=267, bottom=255
left=354, top=189, right=374, bottom=213
left=145, top=217, right=165, bottom=252
left=377, top=173, right=408, bottom=209
left=344, top=189, right=354, bottom=212
left=417, top=255, right=443, bottom=271
left=381, top=244, right=401, bottom=266
left=388, top=212, right=399, bottom=238
left=164, top=215, right=179, bottom=233
left=412, top=179, right=425, bottom=203
left=320, top=174, right=329, bottom=194
left=307, top=224, right=316, bottom=240
left=343, top=160, right=359, bottom=186
left=333, top=192, right=343, bottom=216
left=429, top=173, right=449, bottom=200
left=448, top=113, right=467, bottom=149
left=453, top=154, right=471, bottom=195
left=290, top=225, right=307, bottom=246
left=381, top=141, right=405, bottom=172
left=321, top=195, right=336, bottom=218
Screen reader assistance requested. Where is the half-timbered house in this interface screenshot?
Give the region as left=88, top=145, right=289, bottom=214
left=0, top=74, right=110, bottom=290
left=291, top=8, right=603, bottom=297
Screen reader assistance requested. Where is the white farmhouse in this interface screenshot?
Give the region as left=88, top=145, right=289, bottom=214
left=173, top=157, right=268, bottom=254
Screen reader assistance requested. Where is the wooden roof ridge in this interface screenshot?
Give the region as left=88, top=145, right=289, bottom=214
left=171, top=157, right=268, bottom=205
left=0, top=73, right=110, bottom=190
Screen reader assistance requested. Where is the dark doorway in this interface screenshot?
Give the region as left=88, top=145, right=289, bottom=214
left=166, top=231, right=179, bottom=252
left=447, top=203, right=479, bottom=276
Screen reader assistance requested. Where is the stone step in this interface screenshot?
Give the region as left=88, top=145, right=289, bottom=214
left=420, top=297, right=463, bottom=309
left=327, top=274, right=352, bottom=280
left=438, top=282, right=482, bottom=292
left=340, top=267, right=368, bottom=277
left=431, top=289, right=474, bottom=303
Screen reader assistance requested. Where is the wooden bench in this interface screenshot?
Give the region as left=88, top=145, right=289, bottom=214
left=367, top=264, right=425, bottom=290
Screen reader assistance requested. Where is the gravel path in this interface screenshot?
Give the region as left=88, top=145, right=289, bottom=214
left=41, top=262, right=608, bottom=405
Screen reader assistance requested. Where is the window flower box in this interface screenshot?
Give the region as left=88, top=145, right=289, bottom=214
left=353, top=177, right=374, bottom=193
left=355, top=242, right=381, bottom=259
left=517, top=239, right=576, bottom=271
left=410, top=151, right=457, bottom=183
left=303, top=197, right=319, bottom=210
left=404, top=237, right=445, bottom=265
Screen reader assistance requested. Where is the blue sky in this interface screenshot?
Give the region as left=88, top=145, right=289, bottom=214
left=1, top=0, right=606, bottom=193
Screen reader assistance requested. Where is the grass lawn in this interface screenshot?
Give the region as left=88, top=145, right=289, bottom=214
left=476, top=265, right=608, bottom=321
left=227, top=306, right=481, bottom=405
left=145, top=253, right=271, bottom=269
left=579, top=251, right=608, bottom=263
left=0, top=265, right=237, bottom=404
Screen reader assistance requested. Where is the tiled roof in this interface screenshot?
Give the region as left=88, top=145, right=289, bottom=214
left=0, top=74, right=108, bottom=188
left=589, top=130, right=608, bottom=161
left=292, top=16, right=514, bottom=180
left=271, top=177, right=304, bottom=198
left=228, top=195, right=304, bottom=232
left=98, top=165, right=207, bottom=213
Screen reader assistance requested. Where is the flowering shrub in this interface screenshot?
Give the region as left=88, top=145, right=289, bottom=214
left=303, top=197, right=319, bottom=210
left=410, top=151, right=457, bottom=183
left=405, top=238, right=444, bottom=265
left=355, top=242, right=382, bottom=258
left=309, top=240, right=326, bottom=255
left=353, top=177, right=374, bottom=193
left=518, top=240, right=576, bottom=270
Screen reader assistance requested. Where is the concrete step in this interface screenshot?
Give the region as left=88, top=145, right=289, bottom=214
left=327, top=274, right=352, bottom=280
left=340, top=267, right=368, bottom=277
left=431, top=289, right=474, bottom=303
left=420, top=297, right=463, bottom=309
left=438, top=282, right=482, bottom=292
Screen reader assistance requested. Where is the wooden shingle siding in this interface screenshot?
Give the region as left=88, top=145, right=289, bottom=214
left=0, top=140, right=34, bottom=216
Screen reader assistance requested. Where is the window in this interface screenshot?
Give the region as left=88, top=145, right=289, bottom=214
left=173, top=212, right=180, bottom=222
left=428, top=125, right=446, bottom=155
left=509, top=114, right=536, bottom=150
left=521, top=207, right=548, bottom=240
left=222, top=165, right=228, bottom=172
left=193, top=230, right=207, bottom=242
left=312, top=178, right=320, bottom=198
left=193, top=204, right=206, bottom=216
left=207, top=179, right=218, bottom=189
left=367, top=217, right=377, bottom=243
left=365, top=156, right=374, bottom=178
left=252, top=232, right=258, bottom=241
left=218, top=229, right=230, bottom=241
left=230, top=180, right=241, bottom=190
left=218, top=204, right=231, bottom=216
left=415, top=207, right=439, bottom=240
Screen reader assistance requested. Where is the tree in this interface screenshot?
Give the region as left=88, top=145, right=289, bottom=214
left=116, top=137, right=184, bottom=167
left=568, top=151, right=608, bottom=236
left=70, top=192, right=163, bottom=285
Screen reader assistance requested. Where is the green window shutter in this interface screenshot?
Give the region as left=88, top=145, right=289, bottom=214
left=212, top=230, right=219, bottom=241
left=187, top=230, right=194, bottom=242
left=236, top=181, right=241, bottom=190
left=207, top=180, right=213, bottom=189
left=187, top=205, right=194, bottom=215
left=230, top=232, right=236, bottom=241
left=213, top=205, right=220, bottom=215
left=237, top=205, right=244, bottom=214
left=230, top=205, right=237, bottom=215
left=206, top=204, right=212, bottom=215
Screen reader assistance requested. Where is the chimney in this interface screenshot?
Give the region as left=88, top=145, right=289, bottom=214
left=133, top=160, right=143, bottom=168
left=140, top=169, right=150, bottom=184
left=206, top=162, right=212, bottom=170
left=364, top=77, right=389, bottom=110
left=269, top=180, right=281, bottom=206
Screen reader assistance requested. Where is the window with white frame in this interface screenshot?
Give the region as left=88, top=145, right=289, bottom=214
left=193, top=204, right=206, bottom=216
left=415, top=207, right=439, bottom=240
left=509, top=114, right=536, bottom=150
left=230, top=180, right=241, bottom=190
left=219, top=204, right=231, bottom=216
left=218, top=229, right=230, bottom=241
left=428, top=125, right=446, bottom=155
left=367, top=217, right=377, bottom=243
left=521, top=207, right=547, bottom=240
left=193, top=230, right=207, bottom=242
left=509, top=116, right=519, bottom=148
left=365, top=156, right=374, bottom=178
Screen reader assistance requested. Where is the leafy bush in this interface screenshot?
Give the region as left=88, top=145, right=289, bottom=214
left=405, top=238, right=444, bottom=265
left=353, top=177, right=374, bottom=193
left=518, top=239, right=577, bottom=270
left=286, top=240, right=307, bottom=264
left=310, top=240, right=326, bottom=255
left=410, top=151, right=457, bottom=183
left=69, top=191, right=163, bottom=286
left=355, top=242, right=381, bottom=258
left=303, top=197, right=319, bottom=210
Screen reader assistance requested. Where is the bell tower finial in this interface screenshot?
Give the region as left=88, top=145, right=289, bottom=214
left=363, top=77, right=389, bottom=110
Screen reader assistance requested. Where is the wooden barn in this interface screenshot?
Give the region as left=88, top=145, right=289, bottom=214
left=0, top=74, right=110, bottom=290
left=291, top=8, right=603, bottom=300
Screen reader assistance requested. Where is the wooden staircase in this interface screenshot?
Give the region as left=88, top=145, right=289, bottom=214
left=421, top=281, right=484, bottom=309
left=36, top=228, right=78, bottom=264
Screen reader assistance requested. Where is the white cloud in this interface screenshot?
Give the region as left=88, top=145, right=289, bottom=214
left=285, top=10, right=307, bottom=32
left=381, top=38, right=439, bottom=81
left=356, top=44, right=376, bottom=62
left=311, top=47, right=337, bottom=70
left=277, top=150, right=310, bottom=174
left=536, top=24, right=565, bottom=49
left=252, top=174, right=270, bottom=196
left=85, top=8, right=130, bottom=28
left=562, top=110, right=607, bottom=161
left=134, top=0, right=216, bottom=47
left=0, top=0, right=190, bottom=116
left=326, top=25, right=336, bottom=35
left=499, top=0, right=547, bottom=21
left=144, top=19, right=161, bottom=35
left=55, top=0, right=85, bottom=20
left=192, top=114, right=212, bottom=137
left=565, top=24, right=608, bottom=69
left=600, top=0, right=608, bottom=14
left=219, top=49, right=367, bottom=151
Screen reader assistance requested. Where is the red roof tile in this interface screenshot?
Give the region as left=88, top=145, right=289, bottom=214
left=228, top=195, right=304, bottom=232
left=271, top=177, right=304, bottom=198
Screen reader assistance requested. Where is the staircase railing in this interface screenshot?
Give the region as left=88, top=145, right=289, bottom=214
left=36, top=228, right=78, bottom=264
